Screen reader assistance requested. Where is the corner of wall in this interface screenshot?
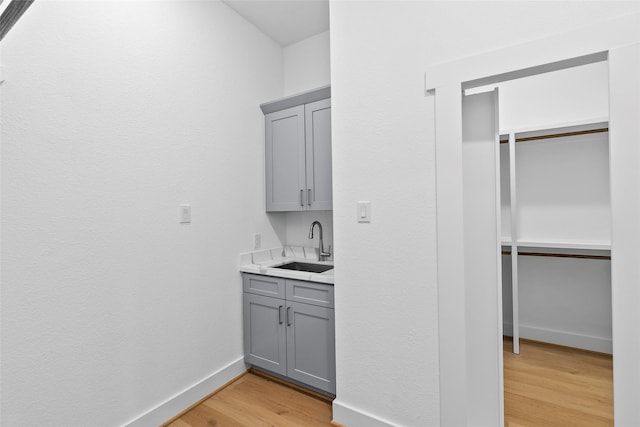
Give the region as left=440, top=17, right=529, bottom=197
left=124, top=358, right=246, bottom=427
left=332, top=400, right=396, bottom=427
left=283, top=30, right=331, bottom=96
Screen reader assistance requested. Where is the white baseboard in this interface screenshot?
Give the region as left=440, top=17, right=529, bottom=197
left=504, top=322, right=612, bottom=354
left=332, top=400, right=397, bottom=427
left=123, top=357, right=246, bottom=427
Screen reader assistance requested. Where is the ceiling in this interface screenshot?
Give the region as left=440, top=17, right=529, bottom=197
left=222, top=0, right=329, bottom=47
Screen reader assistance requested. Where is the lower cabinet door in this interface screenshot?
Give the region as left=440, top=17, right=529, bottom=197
left=286, top=301, right=336, bottom=394
left=243, top=293, right=287, bottom=376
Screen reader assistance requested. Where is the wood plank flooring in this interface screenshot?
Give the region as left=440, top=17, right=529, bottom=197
left=167, top=339, right=613, bottom=427
left=504, top=337, right=613, bottom=427
left=164, top=372, right=333, bottom=427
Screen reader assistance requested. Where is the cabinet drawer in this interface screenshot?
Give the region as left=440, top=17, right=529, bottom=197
left=286, top=280, right=334, bottom=308
left=243, top=274, right=285, bottom=299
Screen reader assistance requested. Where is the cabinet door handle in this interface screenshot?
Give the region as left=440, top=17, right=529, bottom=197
left=278, top=305, right=283, bottom=324
left=287, top=306, right=292, bottom=326
left=308, top=189, right=312, bottom=206
left=300, top=189, right=304, bottom=207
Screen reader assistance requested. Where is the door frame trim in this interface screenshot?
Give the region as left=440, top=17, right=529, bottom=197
left=426, top=13, right=640, bottom=426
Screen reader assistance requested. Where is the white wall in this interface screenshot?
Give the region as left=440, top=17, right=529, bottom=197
left=498, top=61, right=609, bottom=132
left=329, top=2, right=640, bottom=426
left=503, top=255, right=612, bottom=352
left=462, top=91, right=503, bottom=425
left=0, top=1, right=283, bottom=425
left=284, top=30, right=330, bottom=96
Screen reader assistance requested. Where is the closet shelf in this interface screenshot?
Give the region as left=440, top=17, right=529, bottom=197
left=515, top=239, right=610, bottom=251
left=500, top=119, right=609, bottom=144
left=501, top=238, right=611, bottom=259
left=501, top=238, right=610, bottom=249
left=500, top=117, right=608, bottom=138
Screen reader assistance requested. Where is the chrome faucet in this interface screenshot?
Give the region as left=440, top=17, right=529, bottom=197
left=308, top=221, right=331, bottom=261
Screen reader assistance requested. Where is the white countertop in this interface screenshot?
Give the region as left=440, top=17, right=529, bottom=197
left=239, top=246, right=334, bottom=284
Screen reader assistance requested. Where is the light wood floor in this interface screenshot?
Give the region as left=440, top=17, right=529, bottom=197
left=166, top=339, right=612, bottom=427
left=164, top=371, right=333, bottom=427
left=504, top=337, right=613, bottom=427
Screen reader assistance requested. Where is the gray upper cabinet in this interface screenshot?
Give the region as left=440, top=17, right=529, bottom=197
left=305, top=99, right=332, bottom=210
left=263, top=87, right=332, bottom=212
left=265, top=105, right=306, bottom=211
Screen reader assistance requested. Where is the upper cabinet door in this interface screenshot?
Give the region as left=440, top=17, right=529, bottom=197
left=305, top=98, right=332, bottom=211
left=265, top=105, right=306, bottom=212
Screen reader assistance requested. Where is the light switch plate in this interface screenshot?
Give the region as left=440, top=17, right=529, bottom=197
left=357, top=201, right=371, bottom=223
left=180, top=204, right=191, bottom=223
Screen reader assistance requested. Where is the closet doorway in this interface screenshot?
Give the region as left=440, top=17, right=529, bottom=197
left=493, top=61, right=611, bottom=357
left=427, top=16, right=640, bottom=427
left=462, top=61, right=614, bottom=425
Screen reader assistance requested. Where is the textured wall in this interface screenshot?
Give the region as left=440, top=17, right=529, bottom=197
left=283, top=30, right=331, bottom=96
left=329, top=2, right=640, bottom=426
left=0, top=1, right=283, bottom=425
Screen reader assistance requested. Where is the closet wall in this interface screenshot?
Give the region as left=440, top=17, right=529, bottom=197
left=497, top=61, right=612, bottom=353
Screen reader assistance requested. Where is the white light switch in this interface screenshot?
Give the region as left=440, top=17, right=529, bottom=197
left=180, top=204, right=191, bottom=223
left=357, top=201, right=371, bottom=223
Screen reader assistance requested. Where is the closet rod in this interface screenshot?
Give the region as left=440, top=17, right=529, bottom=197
left=499, top=127, right=608, bottom=144
left=501, top=251, right=610, bottom=260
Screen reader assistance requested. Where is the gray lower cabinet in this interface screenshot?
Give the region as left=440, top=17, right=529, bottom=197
left=242, top=273, right=336, bottom=395
left=264, top=96, right=332, bottom=212
left=286, top=301, right=335, bottom=393
left=243, top=292, right=287, bottom=376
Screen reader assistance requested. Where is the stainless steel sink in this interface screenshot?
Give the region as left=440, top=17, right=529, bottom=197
left=273, top=261, right=333, bottom=273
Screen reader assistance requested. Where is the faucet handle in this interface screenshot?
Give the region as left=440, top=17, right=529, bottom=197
left=320, top=244, right=332, bottom=261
